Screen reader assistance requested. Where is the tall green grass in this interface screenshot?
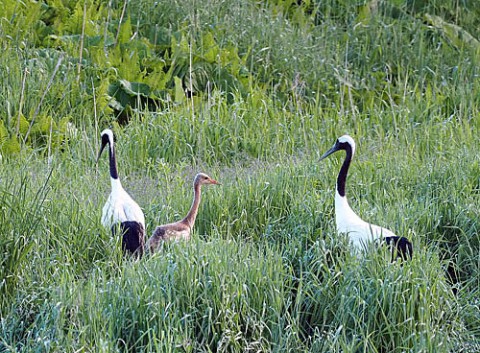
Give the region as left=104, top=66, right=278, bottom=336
left=1, top=0, right=480, bottom=352
left=0, top=159, right=51, bottom=312
left=2, top=116, right=480, bottom=351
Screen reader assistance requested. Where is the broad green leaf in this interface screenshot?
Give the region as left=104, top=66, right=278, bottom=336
left=118, top=79, right=151, bottom=97
left=0, top=120, right=8, bottom=143
left=117, top=17, right=132, bottom=45
left=1, top=136, right=21, bottom=154
left=203, top=32, right=219, bottom=63
left=424, top=14, right=480, bottom=52
left=174, top=76, right=185, bottom=104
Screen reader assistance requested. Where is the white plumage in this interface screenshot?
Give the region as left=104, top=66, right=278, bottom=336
left=321, top=135, right=412, bottom=259
left=98, top=128, right=145, bottom=256
left=101, top=178, right=145, bottom=228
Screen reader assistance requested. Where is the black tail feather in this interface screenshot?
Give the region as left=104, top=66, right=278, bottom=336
left=384, top=236, right=413, bottom=261
left=112, top=221, right=145, bottom=258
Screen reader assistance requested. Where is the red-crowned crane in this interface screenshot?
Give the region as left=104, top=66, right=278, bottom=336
left=98, top=128, right=145, bottom=257
left=320, top=135, right=413, bottom=260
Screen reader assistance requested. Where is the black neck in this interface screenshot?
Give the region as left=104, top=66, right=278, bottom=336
left=108, top=143, right=119, bottom=180
left=336, top=144, right=352, bottom=197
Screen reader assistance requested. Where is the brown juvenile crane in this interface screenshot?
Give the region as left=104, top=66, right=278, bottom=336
left=147, top=173, right=220, bottom=252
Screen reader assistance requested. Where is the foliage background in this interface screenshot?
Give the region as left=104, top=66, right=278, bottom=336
left=1, top=0, right=480, bottom=351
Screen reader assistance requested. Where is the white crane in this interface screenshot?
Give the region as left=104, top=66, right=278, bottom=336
left=98, top=128, right=145, bottom=257
left=320, top=135, right=413, bottom=260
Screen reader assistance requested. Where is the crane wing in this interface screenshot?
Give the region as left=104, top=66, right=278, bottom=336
left=101, top=192, right=145, bottom=228
left=122, top=199, right=145, bottom=226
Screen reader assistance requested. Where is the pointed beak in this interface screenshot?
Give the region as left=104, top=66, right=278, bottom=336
left=319, top=144, right=339, bottom=161
left=96, top=140, right=108, bottom=164
left=210, top=178, right=221, bottom=185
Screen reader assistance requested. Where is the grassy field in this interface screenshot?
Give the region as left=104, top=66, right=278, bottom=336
left=1, top=0, right=480, bottom=352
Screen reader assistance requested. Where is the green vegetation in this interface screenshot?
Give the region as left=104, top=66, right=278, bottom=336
left=1, top=0, right=480, bottom=351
